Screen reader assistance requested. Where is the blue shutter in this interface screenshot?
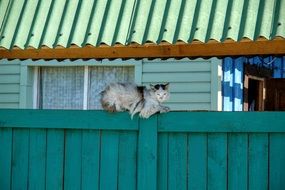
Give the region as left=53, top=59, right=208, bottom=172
left=222, top=57, right=244, bottom=111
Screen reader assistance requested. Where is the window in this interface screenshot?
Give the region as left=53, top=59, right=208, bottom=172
left=35, top=66, right=135, bottom=110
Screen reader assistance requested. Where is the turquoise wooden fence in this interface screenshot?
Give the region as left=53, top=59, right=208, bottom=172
left=0, top=109, right=285, bottom=190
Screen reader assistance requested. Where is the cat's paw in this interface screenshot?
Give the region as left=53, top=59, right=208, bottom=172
left=139, top=110, right=152, bottom=119
left=160, top=106, right=170, bottom=113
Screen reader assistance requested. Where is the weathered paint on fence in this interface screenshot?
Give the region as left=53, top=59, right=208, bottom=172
left=0, top=109, right=285, bottom=190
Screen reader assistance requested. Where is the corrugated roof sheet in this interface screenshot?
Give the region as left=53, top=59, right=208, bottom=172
left=0, top=0, right=284, bottom=50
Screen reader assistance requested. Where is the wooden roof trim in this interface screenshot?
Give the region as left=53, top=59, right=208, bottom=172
left=0, top=40, right=284, bottom=60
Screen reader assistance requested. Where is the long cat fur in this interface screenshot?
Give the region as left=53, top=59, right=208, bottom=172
left=100, top=82, right=170, bottom=118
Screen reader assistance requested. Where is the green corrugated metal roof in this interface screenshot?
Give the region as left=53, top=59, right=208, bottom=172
left=0, top=0, right=284, bottom=50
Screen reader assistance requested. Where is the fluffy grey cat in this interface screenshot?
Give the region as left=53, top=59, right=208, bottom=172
left=100, top=82, right=170, bottom=118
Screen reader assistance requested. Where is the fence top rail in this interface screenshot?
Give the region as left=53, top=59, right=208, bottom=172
left=158, top=112, right=285, bottom=133
left=0, top=109, right=284, bottom=132
left=0, top=109, right=139, bottom=130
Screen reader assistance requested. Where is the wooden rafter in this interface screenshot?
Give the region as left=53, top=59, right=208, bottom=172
left=0, top=39, right=285, bottom=59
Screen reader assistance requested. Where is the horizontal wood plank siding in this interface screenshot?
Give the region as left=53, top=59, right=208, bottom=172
left=0, top=60, right=21, bottom=108
left=0, top=110, right=285, bottom=190
left=0, top=84, right=20, bottom=93
left=142, top=58, right=221, bottom=111
left=0, top=58, right=221, bottom=110
left=164, top=102, right=211, bottom=110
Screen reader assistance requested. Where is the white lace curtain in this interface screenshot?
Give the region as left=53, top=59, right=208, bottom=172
left=88, top=66, right=134, bottom=109
left=40, top=66, right=134, bottom=109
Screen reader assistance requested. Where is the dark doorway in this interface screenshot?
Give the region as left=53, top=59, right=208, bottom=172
left=265, top=79, right=285, bottom=111
left=243, top=64, right=271, bottom=111
left=244, top=77, right=265, bottom=111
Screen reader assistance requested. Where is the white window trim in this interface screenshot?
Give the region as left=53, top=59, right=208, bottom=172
left=33, top=66, right=39, bottom=109
left=83, top=66, right=89, bottom=110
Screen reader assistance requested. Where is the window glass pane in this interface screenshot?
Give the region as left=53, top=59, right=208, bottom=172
left=40, top=67, right=84, bottom=109
left=88, top=66, right=134, bottom=109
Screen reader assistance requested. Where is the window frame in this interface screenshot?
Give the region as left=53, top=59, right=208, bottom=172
left=21, top=59, right=142, bottom=109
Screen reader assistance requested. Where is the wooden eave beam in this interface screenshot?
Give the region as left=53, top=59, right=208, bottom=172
left=0, top=40, right=285, bottom=59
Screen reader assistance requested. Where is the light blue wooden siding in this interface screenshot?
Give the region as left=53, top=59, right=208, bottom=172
left=0, top=59, right=21, bottom=108
left=142, top=58, right=221, bottom=111
left=0, top=58, right=222, bottom=110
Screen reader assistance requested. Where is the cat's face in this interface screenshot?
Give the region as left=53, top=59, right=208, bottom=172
left=150, top=83, right=170, bottom=102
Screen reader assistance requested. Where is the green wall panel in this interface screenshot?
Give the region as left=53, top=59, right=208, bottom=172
left=0, top=60, right=21, bottom=108
left=142, top=58, right=221, bottom=111
left=0, top=58, right=221, bottom=111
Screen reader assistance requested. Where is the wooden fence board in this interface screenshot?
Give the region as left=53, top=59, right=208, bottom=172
left=168, top=133, right=187, bottom=190
left=11, top=129, right=29, bottom=190
left=137, top=116, right=157, bottom=190
left=64, top=130, right=82, bottom=190
left=81, top=130, right=100, bottom=190
left=46, top=129, right=64, bottom=190
left=208, top=133, right=227, bottom=190
left=100, top=131, right=119, bottom=190
left=228, top=133, right=248, bottom=190
left=188, top=133, right=207, bottom=190
left=248, top=134, right=269, bottom=190
left=157, top=133, right=168, bottom=190
left=28, top=129, right=46, bottom=190
left=118, top=131, right=137, bottom=190
left=269, top=134, right=285, bottom=190
left=0, top=128, right=12, bottom=190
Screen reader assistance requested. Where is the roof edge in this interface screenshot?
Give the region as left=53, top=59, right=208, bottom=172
left=1, top=40, right=285, bottom=60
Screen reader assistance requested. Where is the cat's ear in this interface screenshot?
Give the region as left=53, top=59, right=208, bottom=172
left=164, top=83, right=170, bottom=90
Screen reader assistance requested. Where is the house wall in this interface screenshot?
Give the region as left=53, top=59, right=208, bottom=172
left=142, top=58, right=222, bottom=111
left=0, top=58, right=222, bottom=111
left=0, top=60, right=21, bottom=108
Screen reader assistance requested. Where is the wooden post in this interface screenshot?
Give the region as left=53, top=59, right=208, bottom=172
left=137, top=115, right=158, bottom=190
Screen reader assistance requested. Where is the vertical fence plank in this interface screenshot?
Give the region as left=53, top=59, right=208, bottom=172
left=157, top=133, right=168, bottom=190
left=208, top=133, right=227, bottom=190
left=269, top=133, right=285, bottom=190
left=188, top=133, right=207, bottom=190
left=81, top=130, right=100, bottom=190
left=11, top=129, right=30, bottom=190
left=0, top=128, right=12, bottom=190
left=248, top=133, right=268, bottom=190
left=46, top=129, right=64, bottom=190
left=64, top=129, right=82, bottom=190
left=168, top=133, right=187, bottom=190
left=228, top=133, right=248, bottom=190
left=100, top=131, right=119, bottom=190
left=28, top=129, right=47, bottom=190
left=118, top=131, right=138, bottom=190
left=137, top=115, right=158, bottom=190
